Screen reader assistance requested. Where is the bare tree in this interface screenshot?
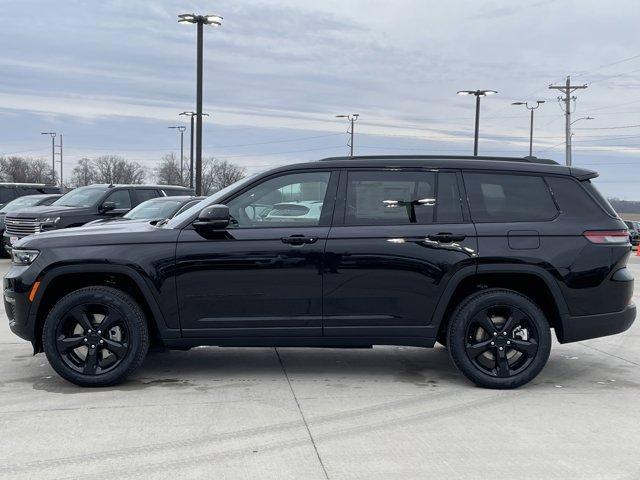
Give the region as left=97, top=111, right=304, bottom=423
left=93, top=155, right=146, bottom=184
left=0, top=156, right=56, bottom=184
left=155, top=153, right=188, bottom=186
left=69, top=158, right=98, bottom=187
left=201, top=158, right=246, bottom=195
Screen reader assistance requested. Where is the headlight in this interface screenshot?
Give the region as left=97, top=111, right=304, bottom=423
left=11, top=249, right=40, bottom=266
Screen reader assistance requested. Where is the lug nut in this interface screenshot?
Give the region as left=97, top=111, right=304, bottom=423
left=499, top=347, right=504, bottom=351
left=99, top=340, right=104, bottom=344
left=87, top=329, right=92, bottom=333
left=493, top=332, right=497, bottom=336
left=90, top=345, right=95, bottom=349
left=491, top=342, right=495, bottom=346
left=98, top=330, right=101, bottom=334
left=84, top=338, right=87, bottom=342
left=503, top=332, right=507, bottom=335
left=507, top=341, right=511, bottom=345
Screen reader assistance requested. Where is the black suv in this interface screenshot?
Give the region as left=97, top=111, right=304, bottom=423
left=3, top=156, right=635, bottom=389
left=2, top=183, right=192, bottom=252
left=0, top=182, right=60, bottom=209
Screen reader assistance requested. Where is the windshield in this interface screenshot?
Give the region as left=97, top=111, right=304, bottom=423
left=125, top=198, right=186, bottom=220
left=164, top=174, right=257, bottom=229
left=52, top=187, right=107, bottom=207
left=0, top=196, right=44, bottom=213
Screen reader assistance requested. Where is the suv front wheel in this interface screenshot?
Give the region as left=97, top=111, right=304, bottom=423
left=42, top=286, right=149, bottom=387
left=447, top=289, right=551, bottom=389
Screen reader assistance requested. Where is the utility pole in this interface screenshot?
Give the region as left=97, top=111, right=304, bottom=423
left=41, top=132, right=57, bottom=185
left=336, top=114, right=359, bottom=157
left=58, top=134, right=63, bottom=191
left=169, top=126, right=187, bottom=183
left=549, top=76, right=587, bottom=166
left=512, top=100, right=545, bottom=156
left=180, top=111, right=209, bottom=190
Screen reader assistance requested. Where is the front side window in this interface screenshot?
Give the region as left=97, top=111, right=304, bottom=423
left=345, top=171, right=436, bottom=225
left=464, top=172, right=557, bottom=222
left=226, top=171, right=331, bottom=227
left=104, top=189, right=132, bottom=210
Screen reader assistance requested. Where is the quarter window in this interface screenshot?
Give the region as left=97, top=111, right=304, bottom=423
left=345, top=171, right=436, bottom=225
left=464, top=172, right=557, bottom=222
left=226, top=171, right=331, bottom=227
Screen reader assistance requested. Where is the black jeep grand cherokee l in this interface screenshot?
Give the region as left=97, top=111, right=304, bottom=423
left=3, top=156, right=635, bottom=389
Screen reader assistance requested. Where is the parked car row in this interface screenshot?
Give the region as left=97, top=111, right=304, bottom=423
left=0, top=183, right=197, bottom=254
left=624, top=220, right=640, bottom=246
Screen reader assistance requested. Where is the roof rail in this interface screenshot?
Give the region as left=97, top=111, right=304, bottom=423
left=318, top=155, right=559, bottom=165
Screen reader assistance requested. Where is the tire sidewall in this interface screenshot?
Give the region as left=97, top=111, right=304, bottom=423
left=448, top=289, right=551, bottom=389
left=43, top=287, right=148, bottom=387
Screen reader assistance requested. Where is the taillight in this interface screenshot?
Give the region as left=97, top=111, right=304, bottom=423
left=583, top=230, right=630, bottom=244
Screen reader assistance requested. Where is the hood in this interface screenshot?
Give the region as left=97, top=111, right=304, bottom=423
left=5, top=205, right=91, bottom=219
left=15, top=220, right=178, bottom=249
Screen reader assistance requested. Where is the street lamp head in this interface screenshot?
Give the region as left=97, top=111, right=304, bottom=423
left=180, top=111, right=196, bottom=116
left=41, top=132, right=56, bottom=137
left=512, top=102, right=525, bottom=105
left=458, top=90, right=497, bottom=96
left=336, top=115, right=348, bottom=118
left=482, top=90, right=498, bottom=96
left=457, top=91, right=474, bottom=96
left=178, top=13, right=223, bottom=26
left=537, top=100, right=546, bottom=104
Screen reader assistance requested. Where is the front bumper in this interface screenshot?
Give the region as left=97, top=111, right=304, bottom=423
left=3, top=265, right=37, bottom=342
left=558, top=303, right=636, bottom=343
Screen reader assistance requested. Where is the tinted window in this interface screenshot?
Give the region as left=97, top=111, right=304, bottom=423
left=104, top=189, right=132, bottom=209
left=346, top=171, right=435, bottom=225
left=546, top=176, right=608, bottom=219
left=163, top=189, right=190, bottom=197
left=54, top=187, right=108, bottom=207
left=226, top=172, right=330, bottom=227
left=0, top=187, right=17, bottom=204
left=436, top=172, right=463, bottom=223
left=465, top=172, right=557, bottom=222
left=125, top=198, right=184, bottom=219
left=581, top=180, right=617, bottom=217
left=136, top=189, right=160, bottom=203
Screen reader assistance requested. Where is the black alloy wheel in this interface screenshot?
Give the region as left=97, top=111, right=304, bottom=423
left=448, top=289, right=551, bottom=389
left=43, top=286, right=148, bottom=387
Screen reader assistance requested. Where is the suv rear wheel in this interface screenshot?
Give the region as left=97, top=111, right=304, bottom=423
left=447, top=289, right=551, bottom=389
left=42, top=286, right=149, bottom=387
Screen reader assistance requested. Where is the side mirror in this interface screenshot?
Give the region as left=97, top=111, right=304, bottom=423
left=100, top=201, right=116, bottom=213
left=194, top=204, right=230, bottom=230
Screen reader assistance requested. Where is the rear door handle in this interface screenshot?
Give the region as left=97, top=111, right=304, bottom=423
left=281, top=235, right=318, bottom=246
left=428, top=232, right=466, bottom=243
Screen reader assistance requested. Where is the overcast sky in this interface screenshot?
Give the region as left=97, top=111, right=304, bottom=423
left=1, top=0, right=640, bottom=198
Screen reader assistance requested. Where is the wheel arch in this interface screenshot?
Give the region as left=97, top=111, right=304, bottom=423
left=29, top=264, right=175, bottom=353
left=432, top=264, right=568, bottom=342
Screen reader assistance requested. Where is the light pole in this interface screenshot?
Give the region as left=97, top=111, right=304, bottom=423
left=178, top=13, right=223, bottom=195
left=457, top=90, right=497, bottom=156
left=168, top=125, right=187, bottom=183
left=569, top=116, right=594, bottom=164
left=180, top=111, right=209, bottom=190
left=41, top=132, right=56, bottom=184
left=336, top=114, right=359, bottom=157
left=512, top=100, right=545, bottom=156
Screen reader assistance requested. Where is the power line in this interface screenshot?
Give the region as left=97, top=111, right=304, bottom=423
left=574, top=124, right=640, bottom=131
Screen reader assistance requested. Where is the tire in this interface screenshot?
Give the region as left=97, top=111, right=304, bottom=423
left=447, top=289, right=551, bottom=389
left=42, top=286, right=149, bottom=387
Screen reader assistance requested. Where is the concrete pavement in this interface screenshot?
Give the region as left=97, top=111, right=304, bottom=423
left=1, top=257, right=639, bottom=480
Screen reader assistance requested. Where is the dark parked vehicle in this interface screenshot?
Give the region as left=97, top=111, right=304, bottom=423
left=3, top=156, right=635, bottom=389
left=624, top=221, right=640, bottom=246
left=0, top=194, right=62, bottom=257
left=0, top=183, right=60, bottom=209
left=2, top=184, right=192, bottom=253
left=84, top=196, right=205, bottom=226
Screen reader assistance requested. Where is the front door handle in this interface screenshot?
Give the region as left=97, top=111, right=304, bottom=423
left=428, top=232, right=466, bottom=243
left=281, top=235, right=318, bottom=246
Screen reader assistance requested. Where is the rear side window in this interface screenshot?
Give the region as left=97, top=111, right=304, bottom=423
left=136, top=189, right=160, bottom=203
left=464, top=172, right=557, bottom=222
left=545, top=176, right=611, bottom=219
left=346, top=171, right=436, bottom=225
left=163, top=189, right=190, bottom=197
left=104, top=189, right=132, bottom=209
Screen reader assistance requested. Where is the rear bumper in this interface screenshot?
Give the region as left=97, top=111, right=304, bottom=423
left=558, top=303, right=636, bottom=343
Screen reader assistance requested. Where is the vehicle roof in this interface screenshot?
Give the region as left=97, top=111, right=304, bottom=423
left=80, top=184, right=192, bottom=189
left=0, top=182, right=56, bottom=187
left=12, top=193, right=61, bottom=199
left=271, top=155, right=596, bottom=179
